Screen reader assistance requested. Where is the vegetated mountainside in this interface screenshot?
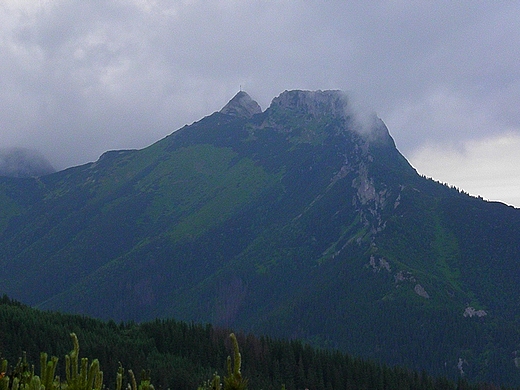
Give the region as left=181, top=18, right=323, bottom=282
left=0, top=90, right=519, bottom=385
left=0, top=296, right=503, bottom=390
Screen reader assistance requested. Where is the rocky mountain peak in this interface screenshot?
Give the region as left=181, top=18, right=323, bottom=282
left=219, top=91, right=262, bottom=119
left=268, top=89, right=394, bottom=146
left=269, top=89, right=348, bottom=118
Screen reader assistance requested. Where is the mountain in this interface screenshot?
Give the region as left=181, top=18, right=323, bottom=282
left=1, top=90, right=520, bottom=385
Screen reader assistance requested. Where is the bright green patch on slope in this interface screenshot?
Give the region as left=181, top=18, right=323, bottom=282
left=133, top=144, right=281, bottom=241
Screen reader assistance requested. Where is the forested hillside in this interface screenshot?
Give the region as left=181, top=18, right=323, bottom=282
left=0, top=296, right=508, bottom=390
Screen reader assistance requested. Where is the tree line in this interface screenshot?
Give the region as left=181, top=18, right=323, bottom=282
left=0, top=295, right=512, bottom=390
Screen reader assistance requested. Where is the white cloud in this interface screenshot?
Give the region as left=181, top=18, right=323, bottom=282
left=409, top=133, right=520, bottom=208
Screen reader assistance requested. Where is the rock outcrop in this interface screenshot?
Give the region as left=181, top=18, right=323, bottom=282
left=220, top=91, right=262, bottom=119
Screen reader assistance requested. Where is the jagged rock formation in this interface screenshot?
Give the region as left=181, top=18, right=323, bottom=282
left=270, top=89, right=348, bottom=118
left=269, top=90, right=393, bottom=145
left=219, top=91, right=262, bottom=118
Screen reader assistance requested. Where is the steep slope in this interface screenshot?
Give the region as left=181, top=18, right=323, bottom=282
left=1, top=90, right=520, bottom=385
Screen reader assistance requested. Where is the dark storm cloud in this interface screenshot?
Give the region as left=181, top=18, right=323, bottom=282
left=1, top=1, right=519, bottom=205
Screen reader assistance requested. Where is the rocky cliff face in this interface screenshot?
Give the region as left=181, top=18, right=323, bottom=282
left=270, top=89, right=348, bottom=118
left=267, top=89, right=394, bottom=146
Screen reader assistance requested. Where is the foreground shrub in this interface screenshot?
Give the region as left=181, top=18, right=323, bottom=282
left=0, top=333, right=153, bottom=390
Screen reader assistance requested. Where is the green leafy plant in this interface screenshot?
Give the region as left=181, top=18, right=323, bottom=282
left=197, top=373, right=221, bottom=390
left=223, top=334, right=247, bottom=390
left=0, top=351, right=52, bottom=390
left=200, top=333, right=247, bottom=390
left=126, top=370, right=154, bottom=390
left=64, top=333, right=103, bottom=390
left=0, top=334, right=153, bottom=390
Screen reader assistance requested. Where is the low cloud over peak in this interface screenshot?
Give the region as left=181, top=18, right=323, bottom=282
left=0, top=148, right=55, bottom=178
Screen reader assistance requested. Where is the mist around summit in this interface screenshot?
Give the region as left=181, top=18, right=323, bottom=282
left=0, top=148, right=55, bottom=178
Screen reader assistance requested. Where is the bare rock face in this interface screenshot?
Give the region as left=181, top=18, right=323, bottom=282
left=270, top=89, right=348, bottom=118
left=463, top=306, right=487, bottom=318
left=269, top=89, right=394, bottom=145
left=220, top=91, right=262, bottom=119
left=414, top=284, right=430, bottom=299
left=0, top=148, right=55, bottom=178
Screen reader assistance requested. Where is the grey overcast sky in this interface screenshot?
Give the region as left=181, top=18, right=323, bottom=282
left=1, top=1, right=519, bottom=207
